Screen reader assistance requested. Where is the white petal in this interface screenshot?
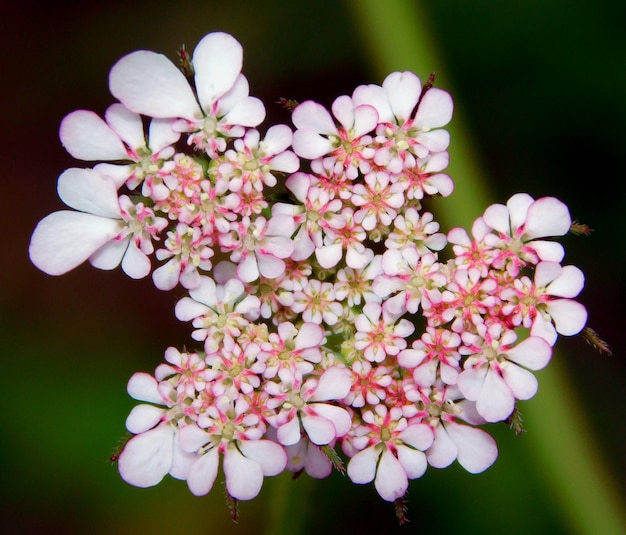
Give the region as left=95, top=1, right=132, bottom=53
left=223, top=445, right=264, bottom=500
left=396, top=444, right=427, bottom=479
left=292, top=130, right=334, bottom=159
left=414, top=88, right=453, bottom=128
left=148, top=118, right=181, bottom=153
left=309, top=404, right=352, bottom=438
left=118, top=423, right=173, bottom=487
left=476, top=368, right=515, bottom=422
left=186, top=448, right=219, bottom=496
left=547, top=299, right=588, bottom=336
left=105, top=103, right=145, bottom=150
left=523, top=197, right=571, bottom=239
left=193, top=32, right=243, bottom=110
left=29, top=211, right=121, bottom=276
left=375, top=449, right=408, bottom=501
left=292, top=101, right=337, bottom=135
left=546, top=265, right=585, bottom=298
left=398, top=423, right=434, bottom=451
left=121, top=240, right=151, bottom=279
left=506, top=193, right=534, bottom=231
left=60, top=110, right=128, bottom=161
left=506, top=336, right=552, bottom=370
left=57, top=168, right=121, bottom=217
left=443, top=421, right=498, bottom=473
left=238, top=439, right=287, bottom=476
left=311, top=368, right=351, bottom=401
left=301, top=412, right=336, bottom=445
left=383, top=71, right=421, bottom=122
left=277, top=415, right=302, bottom=446
left=426, top=424, right=457, bottom=469
left=127, top=372, right=163, bottom=404
left=222, top=97, right=266, bottom=127
left=89, top=237, right=127, bottom=271
left=502, top=363, right=538, bottom=400
left=347, top=446, right=378, bottom=484
left=125, top=404, right=165, bottom=434
left=109, top=50, right=201, bottom=120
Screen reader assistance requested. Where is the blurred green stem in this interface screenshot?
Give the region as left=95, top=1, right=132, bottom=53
left=347, top=0, right=625, bottom=533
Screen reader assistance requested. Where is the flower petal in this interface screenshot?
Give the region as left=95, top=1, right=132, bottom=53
left=186, top=447, right=219, bottom=496
left=223, top=445, right=264, bottom=500
left=118, top=423, right=173, bottom=488
left=60, top=110, right=129, bottom=161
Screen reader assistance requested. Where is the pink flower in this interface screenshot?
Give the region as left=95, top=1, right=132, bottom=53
left=118, top=372, right=196, bottom=488
left=109, top=32, right=265, bottom=156
left=457, top=324, right=552, bottom=422
left=346, top=405, right=434, bottom=501
left=354, top=302, right=414, bottom=362
left=29, top=168, right=161, bottom=279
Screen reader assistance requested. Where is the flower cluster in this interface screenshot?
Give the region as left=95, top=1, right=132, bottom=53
left=29, top=32, right=592, bottom=514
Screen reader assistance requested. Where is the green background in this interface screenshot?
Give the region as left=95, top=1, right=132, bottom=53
left=2, top=1, right=624, bottom=533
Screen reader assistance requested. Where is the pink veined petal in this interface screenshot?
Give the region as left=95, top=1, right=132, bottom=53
left=186, top=447, right=220, bottom=496
left=398, top=423, right=434, bottom=451
left=502, top=363, right=538, bottom=400
left=506, top=336, right=552, bottom=370
left=277, top=414, right=302, bottom=446
left=292, top=101, right=338, bottom=135
left=506, top=193, right=534, bottom=231
left=125, top=404, right=166, bottom=434
left=222, top=97, right=266, bottom=127
left=382, top=71, right=421, bottom=123
left=396, top=444, right=428, bottom=479
left=121, top=240, right=152, bottom=279
left=192, top=32, right=243, bottom=110
left=414, top=88, right=453, bottom=128
left=347, top=446, right=379, bottom=484
left=60, top=110, right=129, bottom=161
left=375, top=449, right=408, bottom=502
left=547, top=299, right=588, bottom=336
left=29, top=211, right=121, bottom=276
left=57, top=168, right=121, bottom=218
left=223, top=445, right=264, bottom=500
left=309, top=404, right=352, bottom=438
left=311, top=368, right=351, bottom=402
left=523, top=197, right=571, bottom=240
left=89, top=237, right=128, bottom=271
left=105, top=103, right=145, bottom=150
left=238, top=439, right=287, bottom=476
left=118, top=423, right=174, bottom=488
left=301, top=412, right=336, bottom=445
left=109, top=50, right=201, bottom=120
left=443, top=421, right=498, bottom=473
left=546, top=265, right=585, bottom=298
left=476, top=367, right=515, bottom=423
left=426, top=424, right=458, bottom=469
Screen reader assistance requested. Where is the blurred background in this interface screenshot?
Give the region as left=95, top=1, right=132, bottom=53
left=1, top=1, right=624, bottom=533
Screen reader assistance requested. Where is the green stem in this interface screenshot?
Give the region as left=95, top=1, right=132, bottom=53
left=347, top=1, right=626, bottom=533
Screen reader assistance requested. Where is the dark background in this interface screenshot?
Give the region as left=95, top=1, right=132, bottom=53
left=1, top=1, right=624, bottom=534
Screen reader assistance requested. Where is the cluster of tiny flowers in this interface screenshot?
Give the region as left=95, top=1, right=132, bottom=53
left=29, top=33, right=590, bottom=508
